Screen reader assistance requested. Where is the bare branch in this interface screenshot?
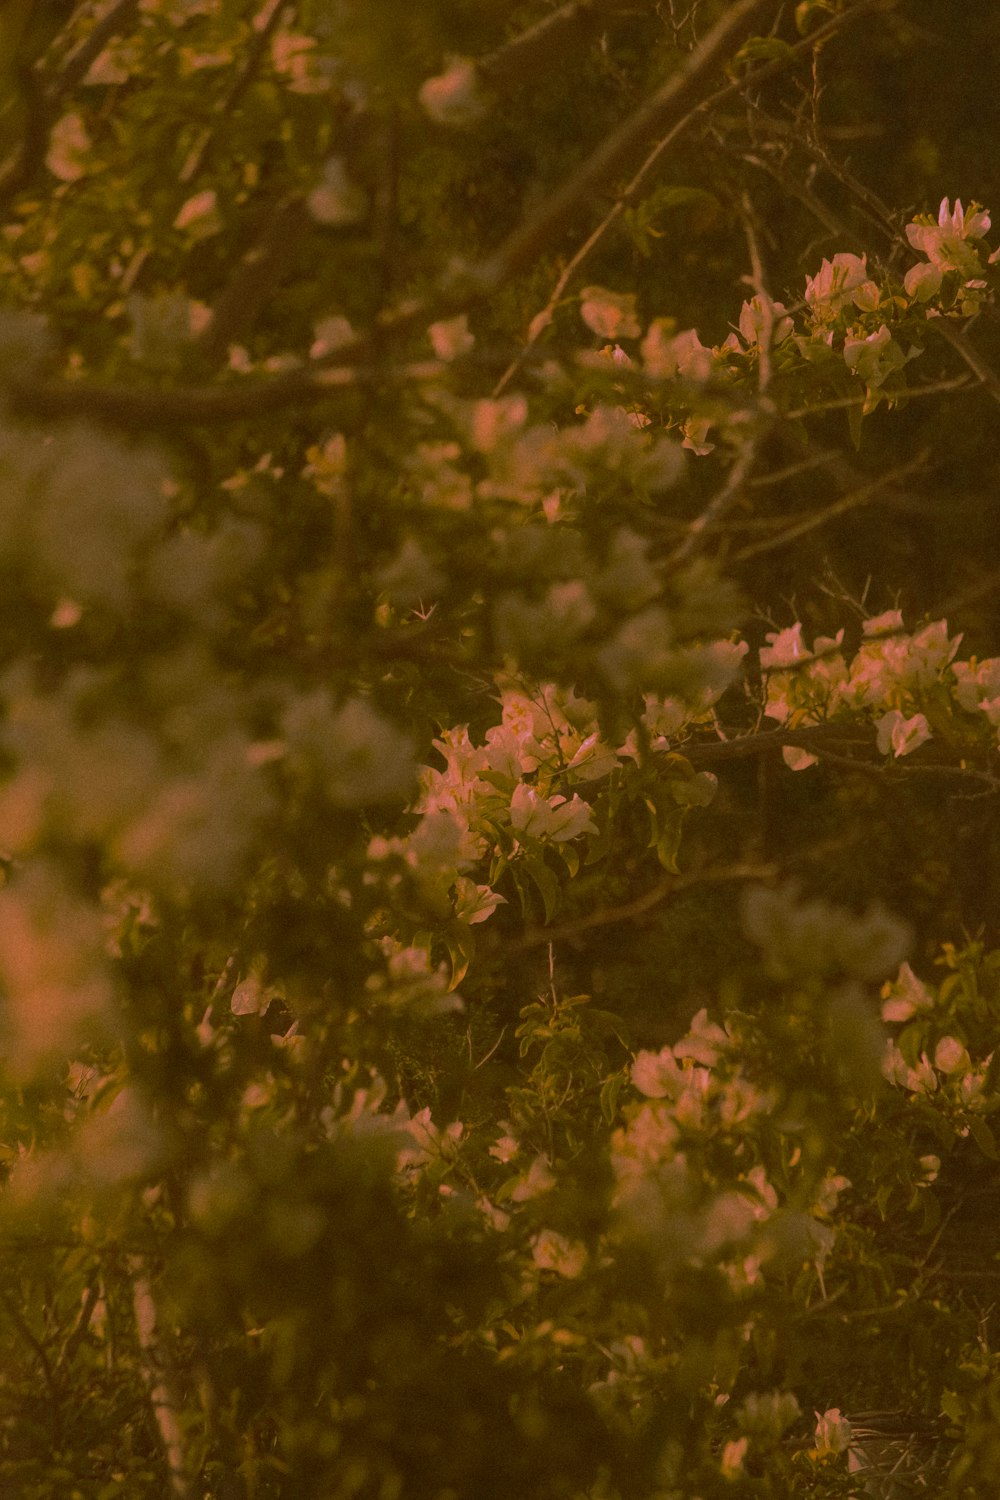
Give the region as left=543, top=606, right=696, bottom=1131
left=731, top=450, right=931, bottom=563
left=0, top=61, right=50, bottom=207
left=671, top=428, right=767, bottom=565
left=196, top=193, right=312, bottom=362
left=931, top=320, right=1000, bottom=408
left=508, top=860, right=782, bottom=951
left=9, top=357, right=446, bottom=427
left=56, top=1275, right=102, bottom=1372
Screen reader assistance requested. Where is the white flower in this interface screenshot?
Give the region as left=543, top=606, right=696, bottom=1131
left=489, top=1133, right=519, bottom=1164
left=934, top=1035, right=971, bottom=1075
left=509, top=783, right=597, bottom=842
left=419, top=58, right=487, bottom=126
left=510, top=1153, right=556, bottom=1201
left=673, top=1008, right=730, bottom=1066
left=47, top=113, right=93, bottom=182
left=452, top=877, right=506, bottom=925
left=396, top=1107, right=463, bottom=1173
left=782, top=746, right=818, bottom=771
left=906, top=197, right=992, bottom=276
left=882, top=1041, right=937, bottom=1094
left=804, top=253, right=870, bottom=316
left=880, top=961, right=934, bottom=1022
left=843, top=324, right=907, bottom=389
left=531, top=1229, right=588, bottom=1278
left=632, top=1047, right=684, bottom=1098
left=875, top=708, right=931, bottom=758
left=428, top=314, right=474, bottom=360
left=952, top=656, right=1000, bottom=712
left=720, top=1437, right=748, bottom=1477
left=469, top=395, right=528, bottom=453
left=760, top=622, right=809, bottom=671
left=579, top=286, right=641, bottom=341
left=174, top=188, right=223, bottom=238
left=904, top=260, right=943, bottom=301
left=307, top=157, right=367, bottom=225
left=737, top=295, right=794, bottom=346
left=681, top=416, right=714, bottom=455
left=672, top=328, right=714, bottom=381
left=864, top=609, right=905, bottom=636
left=310, top=315, right=355, bottom=359
left=813, top=1408, right=852, bottom=1457
left=640, top=317, right=679, bottom=378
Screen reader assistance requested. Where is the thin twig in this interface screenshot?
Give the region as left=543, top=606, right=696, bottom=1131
left=509, top=860, right=782, bottom=951
left=9, top=357, right=447, bottom=427
left=1, top=1291, right=62, bottom=1438
left=671, top=429, right=766, bottom=564
left=731, top=451, right=930, bottom=562
left=738, top=189, right=774, bottom=393
left=783, top=374, right=977, bottom=421
left=56, top=1276, right=102, bottom=1372
left=931, top=321, right=1000, bottom=408
left=0, top=61, right=51, bottom=207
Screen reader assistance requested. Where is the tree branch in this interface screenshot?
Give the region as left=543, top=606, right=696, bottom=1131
left=730, top=450, right=931, bottom=562
left=195, top=193, right=312, bottom=363
left=476, top=0, right=779, bottom=288
left=46, top=0, right=142, bottom=107
left=494, top=0, right=890, bottom=394
left=179, top=0, right=288, bottom=185
left=0, top=0, right=897, bottom=429
left=508, top=860, right=782, bottom=951
left=131, top=1258, right=195, bottom=1500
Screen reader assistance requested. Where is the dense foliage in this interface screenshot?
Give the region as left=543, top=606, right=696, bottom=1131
left=2, top=1, right=1000, bottom=1496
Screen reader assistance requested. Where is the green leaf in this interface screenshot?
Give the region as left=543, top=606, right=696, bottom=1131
left=587, top=1008, right=631, bottom=1045
left=655, top=807, right=686, bottom=873
left=968, top=1114, right=1000, bottom=1161
left=508, top=864, right=533, bottom=919
left=920, top=1189, right=941, bottom=1234
left=443, top=924, right=475, bottom=989
left=735, top=36, right=798, bottom=68
left=524, top=856, right=561, bottom=924
left=624, top=186, right=720, bottom=254
left=941, top=1390, right=966, bottom=1424
left=795, top=0, right=838, bottom=35
left=600, top=1072, right=626, bottom=1124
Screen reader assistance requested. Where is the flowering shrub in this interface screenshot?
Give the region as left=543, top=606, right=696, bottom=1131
left=2, top=2, right=1000, bottom=1497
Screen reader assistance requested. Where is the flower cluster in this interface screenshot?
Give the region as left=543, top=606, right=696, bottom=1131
left=366, top=677, right=725, bottom=971
left=758, top=609, right=978, bottom=768
left=578, top=197, right=997, bottom=450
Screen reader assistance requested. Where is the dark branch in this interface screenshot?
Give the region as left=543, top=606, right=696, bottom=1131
left=46, top=0, right=142, bottom=106
left=477, top=0, right=779, bottom=286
